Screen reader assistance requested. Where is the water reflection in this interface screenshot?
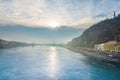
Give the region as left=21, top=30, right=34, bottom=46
left=47, top=46, right=59, bottom=79
left=0, top=46, right=120, bottom=80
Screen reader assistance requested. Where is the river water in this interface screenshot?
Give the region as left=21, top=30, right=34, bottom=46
left=0, top=46, right=120, bottom=80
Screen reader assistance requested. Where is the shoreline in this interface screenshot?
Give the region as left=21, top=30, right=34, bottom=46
left=65, top=46, right=120, bottom=65
left=0, top=45, right=33, bottom=49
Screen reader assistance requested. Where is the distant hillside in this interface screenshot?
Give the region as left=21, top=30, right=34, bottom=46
left=68, top=14, right=120, bottom=48
left=0, top=39, right=30, bottom=48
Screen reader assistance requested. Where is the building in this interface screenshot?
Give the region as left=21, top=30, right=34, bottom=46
left=94, top=41, right=120, bottom=52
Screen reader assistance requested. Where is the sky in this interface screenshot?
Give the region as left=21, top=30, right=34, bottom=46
left=0, top=0, right=120, bottom=43
left=0, top=25, right=84, bottom=44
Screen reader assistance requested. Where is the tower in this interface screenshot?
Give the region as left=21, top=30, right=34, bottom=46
left=114, top=11, right=116, bottom=18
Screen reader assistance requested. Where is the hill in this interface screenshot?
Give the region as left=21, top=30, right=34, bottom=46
left=0, top=39, right=30, bottom=48
left=68, top=14, right=120, bottom=48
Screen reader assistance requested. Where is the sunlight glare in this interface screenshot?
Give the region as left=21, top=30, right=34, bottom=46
left=47, top=46, right=59, bottom=78
left=49, top=21, right=59, bottom=28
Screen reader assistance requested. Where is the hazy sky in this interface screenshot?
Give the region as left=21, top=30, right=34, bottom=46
left=0, top=0, right=120, bottom=43
left=0, top=25, right=84, bottom=43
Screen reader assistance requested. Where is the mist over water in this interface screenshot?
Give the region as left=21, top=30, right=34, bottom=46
left=0, top=46, right=120, bottom=80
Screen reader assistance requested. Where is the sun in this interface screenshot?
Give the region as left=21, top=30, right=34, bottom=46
left=49, top=21, right=59, bottom=28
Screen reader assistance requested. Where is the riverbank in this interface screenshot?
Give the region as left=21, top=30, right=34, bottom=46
left=0, top=39, right=33, bottom=49
left=65, top=46, right=120, bottom=65
left=0, top=45, right=32, bottom=49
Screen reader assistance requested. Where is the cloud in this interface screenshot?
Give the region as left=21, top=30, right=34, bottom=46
left=72, top=17, right=102, bottom=29
left=0, top=0, right=120, bottom=28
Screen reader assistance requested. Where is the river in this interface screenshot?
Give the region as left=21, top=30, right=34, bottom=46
left=0, top=46, right=120, bottom=80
